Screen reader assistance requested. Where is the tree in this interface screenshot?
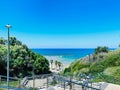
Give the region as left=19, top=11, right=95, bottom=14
left=57, top=61, right=62, bottom=70
left=34, top=56, right=49, bottom=74
left=55, top=60, right=58, bottom=70
left=0, top=37, right=50, bottom=77
left=10, top=37, right=22, bottom=46
left=50, top=60, right=53, bottom=69
left=95, top=46, right=109, bottom=54
left=0, top=37, right=6, bottom=45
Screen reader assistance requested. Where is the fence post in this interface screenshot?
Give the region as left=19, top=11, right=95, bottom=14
left=61, top=80, right=62, bottom=88
left=99, top=83, right=101, bottom=90
left=91, top=82, right=93, bottom=90
left=0, top=75, right=1, bottom=85
left=64, top=82, right=65, bottom=90
left=70, top=77, right=72, bottom=90
left=46, top=76, right=48, bottom=88
left=18, top=79, right=21, bottom=87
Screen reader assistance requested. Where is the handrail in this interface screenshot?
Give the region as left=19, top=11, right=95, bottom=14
left=0, top=74, right=101, bottom=90
left=53, top=74, right=101, bottom=90
left=0, top=75, right=19, bottom=80
left=20, top=74, right=52, bottom=87
left=20, top=76, right=28, bottom=87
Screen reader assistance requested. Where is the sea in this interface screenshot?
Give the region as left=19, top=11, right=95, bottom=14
left=31, top=48, right=95, bottom=64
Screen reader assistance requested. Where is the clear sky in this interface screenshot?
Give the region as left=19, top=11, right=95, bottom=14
left=0, top=0, right=120, bottom=48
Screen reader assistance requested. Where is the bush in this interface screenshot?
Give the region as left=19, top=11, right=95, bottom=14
left=0, top=37, right=50, bottom=77
left=104, top=66, right=120, bottom=78
left=95, top=46, right=109, bottom=54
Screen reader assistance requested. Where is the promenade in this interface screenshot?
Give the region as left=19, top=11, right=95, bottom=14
left=26, top=79, right=120, bottom=90
left=0, top=74, right=120, bottom=90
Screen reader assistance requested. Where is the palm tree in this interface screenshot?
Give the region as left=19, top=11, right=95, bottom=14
left=50, top=60, right=53, bottom=69
left=57, top=61, right=62, bottom=70
left=55, top=60, right=58, bottom=70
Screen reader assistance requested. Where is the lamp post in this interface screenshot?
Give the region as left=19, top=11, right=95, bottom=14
left=5, top=24, right=11, bottom=90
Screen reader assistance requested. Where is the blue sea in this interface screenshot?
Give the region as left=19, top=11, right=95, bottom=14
left=32, top=48, right=95, bottom=64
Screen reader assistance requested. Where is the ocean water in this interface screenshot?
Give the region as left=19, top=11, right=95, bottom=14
left=31, top=48, right=95, bottom=64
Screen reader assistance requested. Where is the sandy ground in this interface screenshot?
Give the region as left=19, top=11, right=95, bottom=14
left=49, top=62, right=69, bottom=73
left=26, top=79, right=47, bottom=88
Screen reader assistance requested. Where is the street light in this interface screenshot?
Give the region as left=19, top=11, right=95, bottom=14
left=5, top=24, right=11, bottom=90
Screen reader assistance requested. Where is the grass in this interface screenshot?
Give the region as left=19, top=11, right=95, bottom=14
left=63, top=49, right=120, bottom=85
left=0, top=80, right=20, bottom=87
left=104, top=66, right=120, bottom=77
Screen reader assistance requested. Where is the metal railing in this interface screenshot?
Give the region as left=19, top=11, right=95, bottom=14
left=0, top=75, right=29, bottom=90
left=20, top=73, right=101, bottom=90
left=0, top=74, right=102, bottom=90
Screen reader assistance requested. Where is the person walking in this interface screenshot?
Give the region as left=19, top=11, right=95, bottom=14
left=83, top=78, right=88, bottom=90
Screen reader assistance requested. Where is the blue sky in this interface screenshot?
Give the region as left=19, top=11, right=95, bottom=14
left=0, top=0, right=120, bottom=48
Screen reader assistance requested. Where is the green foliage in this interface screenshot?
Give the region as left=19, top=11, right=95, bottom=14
left=95, top=46, right=109, bottom=54
left=89, top=61, right=105, bottom=73
left=63, top=59, right=90, bottom=76
left=93, top=73, right=120, bottom=85
left=0, top=37, right=6, bottom=45
left=29, top=87, right=38, bottom=90
left=90, top=49, right=120, bottom=74
left=0, top=80, right=20, bottom=87
left=63, top=67, right=71, bottom=76
left=57, top=61, right=62, bottom=69
left=10, top=37, right=22, bottom=46
left=34, top=55, right=49, bottom=74
left=104, top=66, right=120, bottom=78
left=0, top=37, right=50, bottom=77
left=63, top=47, right=120, bottom=84
left=0, top=89, right=5, bottom=90
left=55, top=60, right=58, bottom=68
left=50, top=60, right=53, bottom=65
left=80, top=68, right=89, bottom=73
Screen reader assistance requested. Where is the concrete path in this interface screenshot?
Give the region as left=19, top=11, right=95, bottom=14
left=26, top=78, right=120, bottom=90
left=100, top=82, right=120, bottom=90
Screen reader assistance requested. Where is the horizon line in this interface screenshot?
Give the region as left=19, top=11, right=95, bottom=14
left=30, top=47, right=116, bottom=49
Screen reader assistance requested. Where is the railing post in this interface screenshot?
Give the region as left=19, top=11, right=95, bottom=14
left=99, top=83, right=101, bottom=90
left=61, top=80, right=62, bottom=88
left=18, top=79, right=21, bottom=87
left=69, top=77, right=72, bottom=90
left=72, top=83, right=74, bottom=90
left=82, top=85, right=84, bottom=90
left=46, top=76, right=48, bottom=88
left=64, top=81, right=65, bottom=90
left=33, top=75, right=35, bottom=89
left=91, top=81, right=93, bottom=90
left=0, top=75, right=1, bottom=85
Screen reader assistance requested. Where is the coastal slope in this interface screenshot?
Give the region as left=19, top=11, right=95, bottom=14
left=63, top=47, right=120, bottom=85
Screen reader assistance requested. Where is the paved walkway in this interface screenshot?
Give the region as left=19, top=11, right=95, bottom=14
left=100, top=82, right=120, bottom=90
left=26, top=78, right=120, bottom=90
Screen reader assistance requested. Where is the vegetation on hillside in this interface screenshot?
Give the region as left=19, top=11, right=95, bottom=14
left=63, top=46, right=120, bottom=84
left=0, top=37, right=50, bottom=78
left=94, top=46, right=109, bottom=54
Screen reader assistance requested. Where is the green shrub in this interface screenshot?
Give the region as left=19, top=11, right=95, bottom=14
left=0, top=37, right=50, bottom=77
left=104, top=66, right=120, bottom=78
